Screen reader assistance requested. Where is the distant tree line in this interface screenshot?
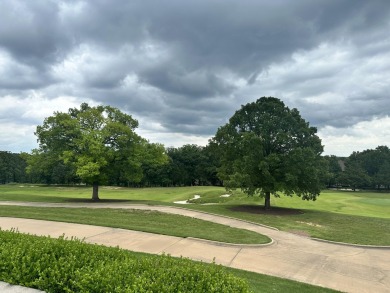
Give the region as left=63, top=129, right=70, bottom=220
left=0, top=145, right=220, bottom=187
left=2, top=144, right=389, bottom=191
left=1, top=99, right=388, bottom=198
left=137, top=144, right=221, bottom=187
left=323, top=145, right=390, bottom=190
left=0, top=151, right=28, bottom=184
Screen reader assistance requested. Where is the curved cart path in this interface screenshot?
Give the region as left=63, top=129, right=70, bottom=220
left=0, top=201, right=389, bottom=293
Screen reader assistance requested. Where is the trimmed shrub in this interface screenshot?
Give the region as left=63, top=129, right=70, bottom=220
left=0, top=229, right=250, bottom=292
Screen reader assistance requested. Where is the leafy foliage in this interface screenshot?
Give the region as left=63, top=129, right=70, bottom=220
left=22, top=150, right=78, bottom=184
left=321, top=155, right=343, bottom=188
left=140, top=144, right=220, bottom=187
left=0, top=152, right=28, bottom=184
left=32, top=103, right=167, bottom=199
left=211, top=97, right=324, bottom=208
left=0, top=230, right=249, bottom=293
left=338, top=146, right=390, bottom=190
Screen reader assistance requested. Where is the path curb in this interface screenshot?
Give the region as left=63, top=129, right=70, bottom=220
left=0, top=281, right=44, bottom=293
left=311, top=237, right=390, bottom=249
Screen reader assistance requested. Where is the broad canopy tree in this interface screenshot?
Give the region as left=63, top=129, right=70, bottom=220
left=34, top=103, right=167, bottom=200
left=211, top=97, right=324, bottom=209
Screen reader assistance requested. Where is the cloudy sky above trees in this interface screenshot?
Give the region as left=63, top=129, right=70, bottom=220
left=1, top=0, right=389, bottom=156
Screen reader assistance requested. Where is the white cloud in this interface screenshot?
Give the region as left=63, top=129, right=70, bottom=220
left=138, top=129, right=210, bottom=148
left=0, top=94, right=89, bottom=152
left=0, top=122, right=37, bottom=152
left=1, top=93, right=82, bottom=123
left=319, top=116, right=390, bottom=156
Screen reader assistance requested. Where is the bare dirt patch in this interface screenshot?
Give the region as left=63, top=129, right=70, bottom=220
left=287, top=230, right=311, bottom=237
left=296, top=221, right=323, bottom=227
left=230, top=205, right=303, bottom=216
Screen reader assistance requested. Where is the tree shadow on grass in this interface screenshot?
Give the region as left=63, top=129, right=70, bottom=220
left=64, top=198, right=134, bottom=203
left=230, top=205, right=303, bottom=216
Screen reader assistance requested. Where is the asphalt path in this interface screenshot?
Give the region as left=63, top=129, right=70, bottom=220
left=0, top=201, right=389, bottom=293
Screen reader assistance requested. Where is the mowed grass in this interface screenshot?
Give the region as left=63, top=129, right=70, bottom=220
left=0, top=206, right=270, bottom=244
left=0, top=184, right=389, bottom=245
left=188, top=204, right=390, bottom=245
left=187, top=189, right=390, bottom=245
left=0, top=186, right=340, bottom=292
left=190, top=188, right=390, bottom=218
left=272, top=189, right=390, bottom=218
left=0, top=185, right=373, bottom=292
left=0, top=184, right=223, bottom=203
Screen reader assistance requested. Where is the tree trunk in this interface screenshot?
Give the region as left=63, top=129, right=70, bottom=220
left=264, top=191, right=271, bottom=210
left=92, top=182, right=99, bottom=201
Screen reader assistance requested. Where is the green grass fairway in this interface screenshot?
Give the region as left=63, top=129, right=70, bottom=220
left=0, top=206, right=270, bottom=244
left=186, top=189, right=390, bottom=245
left=189, top=188, right=390, bottom=219
left=0, top=185, right=378, bottom=291
left=0, top=184, right=389, bottom=245
left=188, top=204, right=390, bottom=245
left=0, top=184, right=225, bottom=203
left=271, top=189, right=390, bottom=218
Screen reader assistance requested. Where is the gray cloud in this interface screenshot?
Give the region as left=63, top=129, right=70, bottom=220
left=139, top=66, right=236, bottom=97
left=0, top=1, right=71, bottom=65
left=1, top=0, right=390, bottom=155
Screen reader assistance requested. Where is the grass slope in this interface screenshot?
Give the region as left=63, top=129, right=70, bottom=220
left=0, top=185, right=389, bottom=245
left=0, top=206, right=270, bottom=244
left=0, top=184, right=223, bottom=203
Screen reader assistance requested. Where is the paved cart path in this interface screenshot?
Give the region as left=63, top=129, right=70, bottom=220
left=0, top=202, right=389, bottom=293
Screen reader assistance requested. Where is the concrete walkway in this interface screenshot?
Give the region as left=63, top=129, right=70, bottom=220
left=0, top=202, right=389, bottom=293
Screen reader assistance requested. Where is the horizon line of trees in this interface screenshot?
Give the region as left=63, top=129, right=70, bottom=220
left=1, top=99, right=389, bottom=195
left=323, top=145, right=390, bottom=190
left=2, top=143, right=389, bottom=191
left=0, top=144, right=221, bottom=187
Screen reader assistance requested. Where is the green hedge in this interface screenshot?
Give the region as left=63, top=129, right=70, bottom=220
left=0, top=229, right=249, bottom=292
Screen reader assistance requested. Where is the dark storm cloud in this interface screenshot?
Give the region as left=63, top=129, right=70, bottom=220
left=139, top=66, right=236, bottom=97
left=0, top=1, right=71, bottom=65
left=1, top=0, right=390, bottom=154
left=3, top=0, right=388, bottom=86
left=161, top=109, right=222, bottom=135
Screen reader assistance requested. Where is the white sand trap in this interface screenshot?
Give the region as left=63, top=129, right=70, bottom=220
left=220, top=194, right=231, bottom=197
left=174, top=194, right=200, bottom=204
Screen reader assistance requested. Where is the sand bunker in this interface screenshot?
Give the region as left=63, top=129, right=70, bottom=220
left=174, top=195, right=201, bottom=204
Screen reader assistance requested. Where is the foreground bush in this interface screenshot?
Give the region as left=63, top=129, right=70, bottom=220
left=0, top=229, right=249, bottom=292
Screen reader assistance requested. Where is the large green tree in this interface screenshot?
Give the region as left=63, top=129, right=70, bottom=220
left=34, top=103, right=166, bottom=200
left=210, top=97, right=324, bottom=209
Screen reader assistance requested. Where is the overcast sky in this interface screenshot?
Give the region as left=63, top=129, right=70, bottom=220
left=1, top=0, right=389, bottom=156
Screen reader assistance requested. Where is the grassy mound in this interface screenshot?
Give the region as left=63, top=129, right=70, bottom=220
left=0, top=229, right=249, bottom=293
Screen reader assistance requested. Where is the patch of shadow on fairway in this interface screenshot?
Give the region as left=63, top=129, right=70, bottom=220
left=64, top=198, right=133, bottom=203
left=230, top=205, right=303, bottom=215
